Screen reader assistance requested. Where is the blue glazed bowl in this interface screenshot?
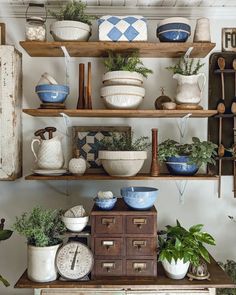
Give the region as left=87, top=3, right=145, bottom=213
left=121, top=187, right=158, bottom=210
left=94, top=197, right=117, bottom=210
left=166, top=156, right=199, bottom=176
left=156, top=17, right=191, bottom=42
left=35, top=84, right=70, bottom=103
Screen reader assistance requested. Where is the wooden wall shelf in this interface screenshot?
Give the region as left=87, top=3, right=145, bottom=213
left=19, top=41, right=216, bottom=58
left=23, top=109, right=218, bottom=118
left=25, top=173, right=218, bottom=181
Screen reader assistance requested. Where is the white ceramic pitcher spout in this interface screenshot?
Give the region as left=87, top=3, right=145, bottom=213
left=31, top=135, right=64, bottom=169
left=173, top=73, right=206, bottom=105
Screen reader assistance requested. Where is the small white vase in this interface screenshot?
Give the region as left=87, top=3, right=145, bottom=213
left=162, top=258, right=190, bottom=280
left=194, top=18, right=211, bottom=42
left=68, top=157, right=87, bottom=175
left=27, top=244, right=61, bottom=282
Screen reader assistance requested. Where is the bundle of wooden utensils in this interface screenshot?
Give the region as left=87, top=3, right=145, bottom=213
left=34, top=127, right=57, bottom=140
left=77, top=62, right=92, bottom=109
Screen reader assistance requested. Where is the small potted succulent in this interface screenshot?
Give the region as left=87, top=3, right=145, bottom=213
left=49, top=0, right=94, bottom=41
left=13, top=207, right=66, bottom=282
left=167, top=57, right=206, bottom=105
left=98, top=132, right=150, bottom=177
left=158, top=137, right=217, bottom=176
left=101, top=51, right=153, bottom=109
left=158, top=220, right=215, bottom=280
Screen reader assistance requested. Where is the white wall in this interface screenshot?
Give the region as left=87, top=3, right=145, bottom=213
left=0, top=9, right=236, bottom=295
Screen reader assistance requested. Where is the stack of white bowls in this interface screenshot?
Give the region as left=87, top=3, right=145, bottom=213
left=101, top=71, right=145, bottom=109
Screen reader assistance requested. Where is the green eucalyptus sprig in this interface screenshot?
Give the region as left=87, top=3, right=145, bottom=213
left=166, top=57, right=205, bottom=76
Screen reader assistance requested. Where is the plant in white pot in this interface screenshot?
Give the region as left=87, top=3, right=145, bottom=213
left=167, top=57, right=206, bottom=107
left=13, top=207, right=66, bottom=282
left=101, top=51, right=153, bottom=109
left=158, top=220, right=215, bottom=280
left=98, top=132, right=150, bottom=177
left=49, top=0, right=94, bottom=41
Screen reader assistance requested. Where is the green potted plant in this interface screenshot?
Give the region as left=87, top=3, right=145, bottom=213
left=98, top=132, right=150, bottom=177
left=101, top=51, right=153, bottom=109
left=13, top=207, right=66, bottom=283
left=167, top=57, right=206, bottom=106
left=158, top=220, right=215, bottom=280
left=49, top=0, right=94, bottom=41
left=158, top=137, right=217, bottom=176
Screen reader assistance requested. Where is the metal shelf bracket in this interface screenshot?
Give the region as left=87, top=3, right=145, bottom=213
left=175, top=180, right=188, bottom=204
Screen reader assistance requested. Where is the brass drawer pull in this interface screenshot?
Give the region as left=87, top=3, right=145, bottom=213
left=133, top=218, right=147, bottom=228
left=102, top=217, right=115, bottom=228
left=133, top=262, right=147, bottom=273
left=102, top=240, right=114, bottom=250
left=133, top=240, right=147, bottom=250
left=102, top=262, right=115, bottom=272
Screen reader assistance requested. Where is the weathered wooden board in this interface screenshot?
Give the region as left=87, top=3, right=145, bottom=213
left=0, top=46, right=22, bottom=180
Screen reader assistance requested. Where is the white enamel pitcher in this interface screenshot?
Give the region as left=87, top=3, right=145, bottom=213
left=173, top=73, right=206, bottom=105
left=31, top=136, right=64, bottom=169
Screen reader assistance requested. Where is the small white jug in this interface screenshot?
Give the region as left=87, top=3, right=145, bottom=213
left=31, top=136, right=64, bottom=169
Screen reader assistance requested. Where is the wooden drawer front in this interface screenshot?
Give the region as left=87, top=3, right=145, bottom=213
left=94, top=259, right=123, bottom=276
left=95, top=216, right=123, bottom=234
left=94, top=237, right=123, bottom=256
left=126, top=237, right=156, bottom=256
left=126, top=216, right=155, bottom=234
left=126, top=259, right=156, bottom=276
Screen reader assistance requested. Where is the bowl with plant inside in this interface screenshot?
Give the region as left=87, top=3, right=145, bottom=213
left=158, top=220, right=215, bottom=280
left=158, top=137, right=217, bottom=176
left=94, top=191, right=117, bottom=210
left=13, top=207, right=66, bottom=283
left=49, top=0, right=94, bottom=41
left=98, top=132, right=150, bottom=177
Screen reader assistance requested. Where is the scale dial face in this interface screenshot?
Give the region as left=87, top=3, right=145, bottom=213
left=56, top=242, right=94, bottom=280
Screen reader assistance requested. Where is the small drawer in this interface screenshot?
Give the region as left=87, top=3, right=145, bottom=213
left=126, top=216, right=155, bottom=234
left=94, top=259, right=123, bottom=276
left=94, top=237, right=123, bottom=256
left=126, top=237, right=156, bottom=256
left=126, top=259, right=156, bottom=277
left=95, top=215, right=123, bottom=234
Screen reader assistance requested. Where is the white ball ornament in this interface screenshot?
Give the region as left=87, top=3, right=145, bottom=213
left=69, top=157, right=86, bottom=175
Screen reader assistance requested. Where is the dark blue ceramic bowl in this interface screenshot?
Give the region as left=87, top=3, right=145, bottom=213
left=35, top=84, right=70, bottom=103
left=94, top=197, right=117, bottom=210
left=166, top=156, right=199, bottom=176
left=157, top=23, right=191, bottom=42
left=121, top=187, right=158, bottom=210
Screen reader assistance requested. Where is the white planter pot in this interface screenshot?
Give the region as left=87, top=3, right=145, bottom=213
left=99, top=151, right=147, bottom=177
left=101, top=85, right=145, bottom=109
left=162, top=258, right=190, bottom=280
left=50, top=21, right=91, bottom=41
left=102, top=71, right=144, bottom=86
left=27, top=244, right=61, bottom=282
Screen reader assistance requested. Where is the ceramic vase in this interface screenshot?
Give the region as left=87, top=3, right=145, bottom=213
left=68, top=157, right=87, bottom=175
left=194, top=18, right=211, bottom=42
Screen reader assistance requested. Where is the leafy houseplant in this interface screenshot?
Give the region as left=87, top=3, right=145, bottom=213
left=217, top=260, right=236, bottom=295
left=158, top=220, right=215, bottom=280
left=158, top=137, right=217, bottom=176
left=98, top=132, right=150, bottom=177
left=166, top=57, right=205, bottom=76
left=49, top=0, right=94, bottom=41
left=13, top=207, right=66, bottom=283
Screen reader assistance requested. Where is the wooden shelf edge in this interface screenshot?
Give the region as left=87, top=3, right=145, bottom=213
left=23, top=109, right=218, bottom=118
left=25, top=173, right=219, bottom=181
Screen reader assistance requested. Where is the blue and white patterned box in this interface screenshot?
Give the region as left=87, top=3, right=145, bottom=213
left=98, top=15, right=147, bottom=41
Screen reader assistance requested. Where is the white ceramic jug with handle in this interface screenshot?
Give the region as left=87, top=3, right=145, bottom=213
left=173, top=73, right=206, bottom=105
left=31, top=136, right=64, bottom=169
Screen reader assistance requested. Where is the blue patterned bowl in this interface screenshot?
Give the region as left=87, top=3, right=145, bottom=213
left=166, top=156, right=199, bottom=176
left=121, top=187, right=158, bottom=210
left=35, top=84, right=70, bottom=103
left=94, top=197, right=117, bottom=210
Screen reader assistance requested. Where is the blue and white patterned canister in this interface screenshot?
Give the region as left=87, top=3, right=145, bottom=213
left=98, top=15, right=147, bottom=41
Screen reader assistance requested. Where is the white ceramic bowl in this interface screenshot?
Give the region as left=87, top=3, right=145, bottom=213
left=102, top=71, right=144, bottom=86
left=99, top=151, right=147, bottom=177
left=62, top=215, right=89, bottom=232
left=50, top=20, right=91, bottom=41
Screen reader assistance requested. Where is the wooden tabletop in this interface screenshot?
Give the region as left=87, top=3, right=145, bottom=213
left=15, top=258, right=235, bottom=290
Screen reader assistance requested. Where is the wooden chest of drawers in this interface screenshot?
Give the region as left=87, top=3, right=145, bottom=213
left=91, top=198, right=157, bottom=278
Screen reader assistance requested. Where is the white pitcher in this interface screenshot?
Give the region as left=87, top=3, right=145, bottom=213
left=173, top=73, right=206, bottom=105
left=31, top=136, right=64, bottom=169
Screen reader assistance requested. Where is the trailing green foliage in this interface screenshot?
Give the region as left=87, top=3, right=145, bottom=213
left=217, top=260, right=236, bottom=295
left=166, top=57, right=205, bottom=75
left=158, top=137, right=217, bottom=167
left=13, top=207, right=66, bottom=247
left=49, top=0, right=94, bottom=25
left=99, top=132, right=150, bottom=151
left=103, top=51, right=153, bottom=78
left=158, top=220, right=215, bottom=267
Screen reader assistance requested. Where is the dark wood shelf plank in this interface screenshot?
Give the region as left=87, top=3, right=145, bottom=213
left=19, top=41, right=216, bottom=58
left=23, top=109, right=218, bottom=118
left=25, top=173, right=218, bottom=181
